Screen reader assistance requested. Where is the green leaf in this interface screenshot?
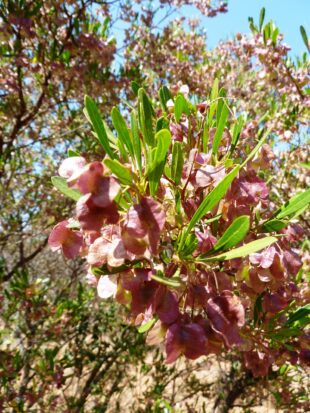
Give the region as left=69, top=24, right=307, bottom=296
left=131, top=81, right=140, bottom=96
left=262, top=218, right=288, bottom=232
left=148, top=129, right=171, bottom=196
left=201, top=215, right=250, bottom=257
left=285, top=304, right=310, bottom=327
left=111, top=107, right=134, bottom=157
left=179, top=233, right=198, bottom=259
left=212, top=100, right=229, bottom=155
left=138, top=88, right=155, bottom=146
left=300, top=25, right=310, bottom=52
left=299, top=162, right=310, bottom=169
left=159, top=85, right=172, bottom=112
left=216, top=88, right=226, bottom=126
left=151, top=273, right=182, bottom=288
left=104, top=159, right=133, bottom=185
left=102, top=119, right=118, bottom=147
left=130, top=110, right=142, bottom=173
left=171, top=142, right=184, bottom=185
left=208, top=78, right=219, bottom=124
left=84, top=95, right=115, bottom=159
left=272, top=27, right=279, bottom=46
left=156, top=116, right=169, bottom=132
left=259, top=7, right=265, bottom=32
left=182, top=166, right=240, bottom=243
left=240, top=127, right=272, bottom=168
left=137, top=317, right=156, bottom=333
left=230, top=115, right=244, bottom=155
left=200, top=237, right=277, bottom=261
left=274, top=189, right=310, bottom=220
left=51, top=176, right=81, bottom=201
left=267, top=327, right=301, bottom=340
left=174, top=94, right=189, bottom=122
left=67, top=148, right=80, bottom=157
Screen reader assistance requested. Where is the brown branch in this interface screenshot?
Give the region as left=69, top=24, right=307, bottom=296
left=2, top=237, right=48, bottom=282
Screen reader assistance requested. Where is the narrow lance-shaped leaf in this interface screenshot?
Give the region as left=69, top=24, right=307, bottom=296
left=104, top=159, right=133, bottom=186
left=131, top=81, right=140, bottom=96
left=208, top=78, right=219, bottom=124
left=84, top=95, right=115, bottom=159
left=148, top=129, right=171, bottom=196
left=174, top=94, right=189, bottom=122
left=200, top=237, right=277, bottom=262
left=201, top=215, right=250, bottom=258
left=240, top=127, right=272, bottom=168
left=151, top=273, right=182, bottom=288
left=300, top=25, right=310, bottom=52
left=212, top=100, right=229, bottom=155
left=181, top=165, right=240, bottom=244
left=229, top=115, right=244, bottom=155
left=285, top=304, right=310, bottom=327
left=274, top=189, right=310, bottom=220
left=159, top=85, right=172, bottom=112
left=51, top=176, right=81, bottom=201
left=171, top=141, right=184, bottom=185
left=130, top=110, right=142, bottom=172
left=259, top=7, right=265, bottom=32
left=111, top=107, right=134, bottom=157
left=102, top=119, right=118, bottom=148
left=138, top=88, right=155, bottom=146
left=137, top=317, right=157, bottom=333
left=216, top=88, right=226, bottom=126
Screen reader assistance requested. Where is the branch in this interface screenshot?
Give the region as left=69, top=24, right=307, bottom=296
left=2, top=237, right=48, bottom=282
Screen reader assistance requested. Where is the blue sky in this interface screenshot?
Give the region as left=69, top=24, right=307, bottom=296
left=186, top=0, right=310, bottom=56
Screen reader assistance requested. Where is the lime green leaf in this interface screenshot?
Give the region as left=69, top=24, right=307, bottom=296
left=111, top=107, right=134, bottom=157
left=101, top=119, right=118, bottom=148
left=259, top=7, right=265, bottom=31
left=104, top=159, right=133, bottom=186
left=159, top=85, right=172, bottom=112
left=262, top=218, right=288, bottom=232
left=148, top=129, right=171, bottom=196
left=67, top=148, right=80, bottom=157
left=138, top=88, right=155, bottom=146
left=171, top=142, right=184, bottom=184
left=300, top=25, right=310, bottom=52
left=84, top=95, right=115, bottom=159
left=137, top=317, right=157, bottom=333
left=299, top=162, right=310, bottom=169
left=272, top=27, right=279, bottom=46
left=275, top=189, right=310, bottom=220
left=208, top=78, right=219, bottom=124
left=151, top=273, right=182, bottom=288
left=201, top=215, right=250, bottom=257
left=130, top=110, right=142, bottom=172
left=51, top=176, right=81, bottom=201
left=174, top=94, right=189, bottom=122
left=212, top=100, right=229, bottom=155
left=182, top=166, right=240, bottom=243
left=200, top=237, right=277, bottom=261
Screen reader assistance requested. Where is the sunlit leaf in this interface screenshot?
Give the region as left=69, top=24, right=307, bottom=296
left=201, top=215, right=250, bottom=257
left=84, top=95, right=115, bottom=159
left=51, top=176, right=81, bottom=201
left=200, top=237, right=277, bottom=261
